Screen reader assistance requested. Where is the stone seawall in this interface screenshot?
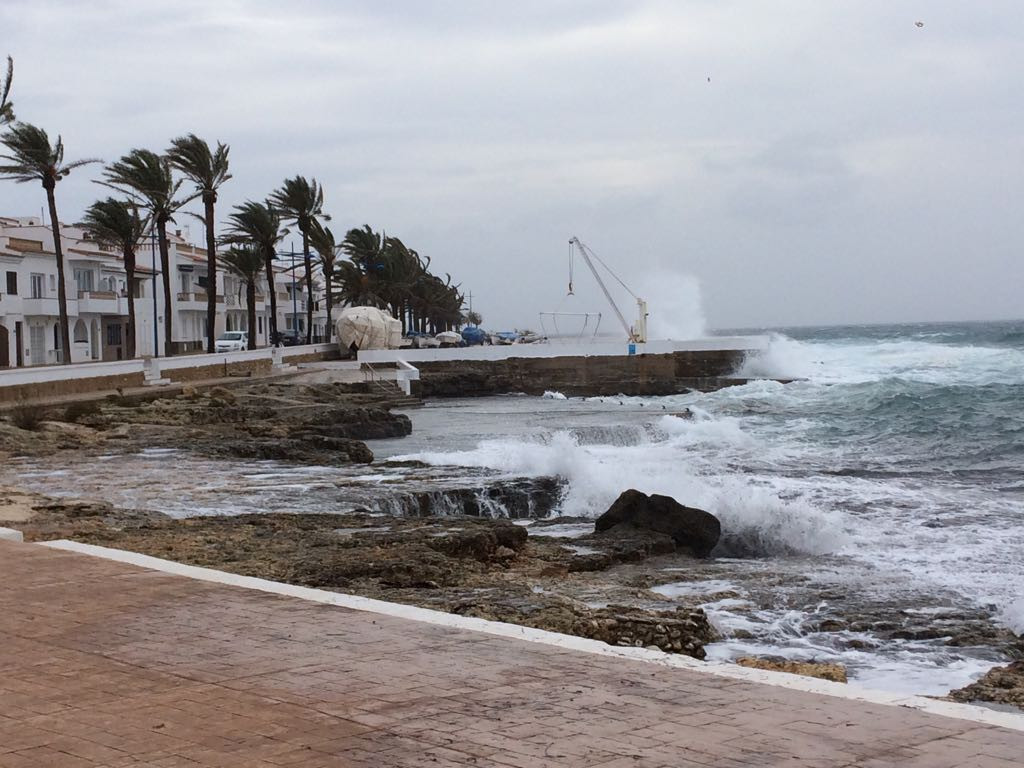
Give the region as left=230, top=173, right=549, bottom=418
left=414, top=349, right=749, bottom=397
left=0, top=371, right=146, bottom=404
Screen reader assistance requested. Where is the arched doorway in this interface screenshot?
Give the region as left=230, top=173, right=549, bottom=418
left=0, top=323, right=9, bottom=368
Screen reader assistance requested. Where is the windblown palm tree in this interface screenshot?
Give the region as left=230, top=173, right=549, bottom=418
left=269, top=176, right=328, bottom=344
left=81, top=199, right=149, bottom=359
left=337, top=225, right=466, bottom=335
left=308, top=218, right=340, bottom=341
left=0, top=57, right=14, bottom=126
left=223, top=201, right=287, bottom=345
left=218, top=246, right=263, bottom=350
left=0, top=123, right=99, bottom=364
left=166, top=134, right=231, bottom=353
left=101, top=149, right=192, bottom=357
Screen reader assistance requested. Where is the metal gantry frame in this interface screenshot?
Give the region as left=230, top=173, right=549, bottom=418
left=567, top=236, right=648, bottom=344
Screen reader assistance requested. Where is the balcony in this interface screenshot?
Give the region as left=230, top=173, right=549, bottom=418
left=175, top=291, right=207, bottom=310
left=0, top=292, right=23, bottom=317
left=21, top=296, right=72, bottom=317
left=77, top=290, right=125, bottom=315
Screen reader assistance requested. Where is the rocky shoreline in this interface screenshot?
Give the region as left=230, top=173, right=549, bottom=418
left=2, top=380, right=1023, bottom=709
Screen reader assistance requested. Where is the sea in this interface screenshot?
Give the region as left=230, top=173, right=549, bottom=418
left=6, top=319, right=1022, bottom=697
left=371, top=319, right=1024, bottom=695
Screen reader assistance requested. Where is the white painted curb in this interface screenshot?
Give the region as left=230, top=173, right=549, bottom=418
left=0, top=527, right=24, bottom=542
left=41, top=539, right=1024, bottom=733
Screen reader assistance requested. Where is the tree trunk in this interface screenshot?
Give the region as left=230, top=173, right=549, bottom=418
left=124, top=247, right=137, bottom=359
left=264, top=248, right=278, bottom=346
left=302, top=229, right=313, bottom=344
left=45, top=185, right=72, bottom=364
left=157, top=219, right=173, bottom=356
left=204, top=194, right=217, bottom=354
left=246, top=280, right=257, bottom=350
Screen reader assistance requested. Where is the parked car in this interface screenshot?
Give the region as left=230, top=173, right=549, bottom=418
left=272, top=330, right=303, bottom=347
left=214, top=331, right=247, bottom=352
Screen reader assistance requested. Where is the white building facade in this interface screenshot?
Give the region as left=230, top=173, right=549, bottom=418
left=0, top=216, right=330, bottom=368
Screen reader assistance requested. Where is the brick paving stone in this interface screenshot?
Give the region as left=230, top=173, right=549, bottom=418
left=2, top=540, right=1024, bottom=767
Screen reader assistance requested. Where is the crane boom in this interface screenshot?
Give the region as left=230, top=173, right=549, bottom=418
left=568, top=237, right=647, bottom=343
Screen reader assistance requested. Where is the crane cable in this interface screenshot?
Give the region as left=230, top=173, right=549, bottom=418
left=580, top=241, right=639, bottom=300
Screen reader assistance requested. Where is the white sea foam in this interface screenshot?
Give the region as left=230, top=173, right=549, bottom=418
left=999, top=599, right=1024, bottom=634
left=399, top=413, right=849, bottom=557
left=542, top=390, right=567, bottom=400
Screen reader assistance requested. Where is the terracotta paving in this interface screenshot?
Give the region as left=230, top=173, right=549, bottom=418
left=1, top=541, right=1022, bottom=767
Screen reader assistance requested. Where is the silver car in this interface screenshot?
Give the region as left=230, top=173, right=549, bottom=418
left=214, top=331, right=247, bottom=352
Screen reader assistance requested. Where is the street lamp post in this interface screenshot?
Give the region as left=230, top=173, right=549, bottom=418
left=151, top=230, right=159, bottom=358
left=290, top=243, right=298, bottom=341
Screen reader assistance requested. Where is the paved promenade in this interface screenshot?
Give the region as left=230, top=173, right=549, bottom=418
left=1, top=541, right=1022, bottom=767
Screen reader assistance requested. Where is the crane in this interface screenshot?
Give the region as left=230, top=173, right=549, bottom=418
left=567, top=237, right=648, bottom=344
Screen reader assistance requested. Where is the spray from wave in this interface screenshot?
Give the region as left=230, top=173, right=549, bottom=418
left=636, top=271, right=706, bottom=340
left=397, top=413, right=848, bottom=558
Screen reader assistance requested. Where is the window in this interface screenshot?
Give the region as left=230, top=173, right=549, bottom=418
left=196, top=274, right=208, bottom=289
left=73, top=320, right=89, bottom=343
left=285, top=317, right=293, bottom=330
left=5, top=271, right=16, bottom=295
left=179, top=273, right=190, bottom=294
left=74, top=268, right=94, bottom=292
left=106, top=324, right=122, bottom=346
left=30, top=274, right=45, bottom=299
left=48, top=275, right=55, bottom=291
left=258, top=316, right=264, bottom=334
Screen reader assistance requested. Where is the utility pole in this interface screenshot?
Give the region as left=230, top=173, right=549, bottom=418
left=290, top=242, right=298, bottom=340
left=151, top=230, right=159, bottom=358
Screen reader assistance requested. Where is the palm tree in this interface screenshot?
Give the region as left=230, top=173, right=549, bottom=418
left=269, top=176, right=328, bottom=344
left=218, top=246, right=263, bottom=350
left=1, top=57, right=14, bottom=126
left=223, top=201, right=286, bottom=346
left=465, top=310, right=482, bottom=326
left=101, top=149, right=192, bottom=357
left=81, top=199, right=149, bottom=359
left=166, top=134, right=231, bottom=354
left=0, top=123, right=99, bottom=364
left=308, top=218, right=340, bottom=342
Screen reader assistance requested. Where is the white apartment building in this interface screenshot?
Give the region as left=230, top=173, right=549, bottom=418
left=0, top=215, right=330, bottom=368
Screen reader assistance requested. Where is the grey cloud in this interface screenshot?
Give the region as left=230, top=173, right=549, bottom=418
left=1, top=0, right=1022, bottom=329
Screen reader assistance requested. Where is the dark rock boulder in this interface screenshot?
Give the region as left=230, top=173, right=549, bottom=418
left=594, top=489, right=720, bottom=558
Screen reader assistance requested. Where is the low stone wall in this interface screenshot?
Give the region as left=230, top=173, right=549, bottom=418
left=163, top=359, right=273, bottom=383
left=0, top=343, right=341, bottom=405
left=282, top=348, right=342, bottom=365
left=415, top=349, right=749, bottom=397
left=0, top=371, right=147, bottom=404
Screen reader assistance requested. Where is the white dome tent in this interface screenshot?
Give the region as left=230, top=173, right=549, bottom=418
left=335, top=306, right=402, bottom=351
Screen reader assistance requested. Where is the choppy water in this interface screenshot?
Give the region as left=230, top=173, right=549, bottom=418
left=6, top=319, right=1023, bottom=697
left=383, top=320, right=1024, bottom=695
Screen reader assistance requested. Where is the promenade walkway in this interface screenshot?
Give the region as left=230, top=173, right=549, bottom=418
left=1, top=540, right=1022, bottom=767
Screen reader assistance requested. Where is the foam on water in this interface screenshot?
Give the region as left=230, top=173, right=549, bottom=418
left=397, top=322, right=1024, bottom=693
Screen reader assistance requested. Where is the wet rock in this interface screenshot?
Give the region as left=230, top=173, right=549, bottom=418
left=213, top=436, right=374, bottom=464
left=291, top=407, right=412, bottom=441
left=594, top=489, right=721, bottom=558
left=567, top=553, right=615, bottom=572
left=736, top=657, right=848, bottom=683
left=378, top=478, right=563, bottom=519
left=948, top=662, right=1024, bottom=710
left=428, top=521, right=527, bottom=562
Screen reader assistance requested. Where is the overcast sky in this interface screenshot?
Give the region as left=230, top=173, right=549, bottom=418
left=2, top=1, right=1021, bottom=332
